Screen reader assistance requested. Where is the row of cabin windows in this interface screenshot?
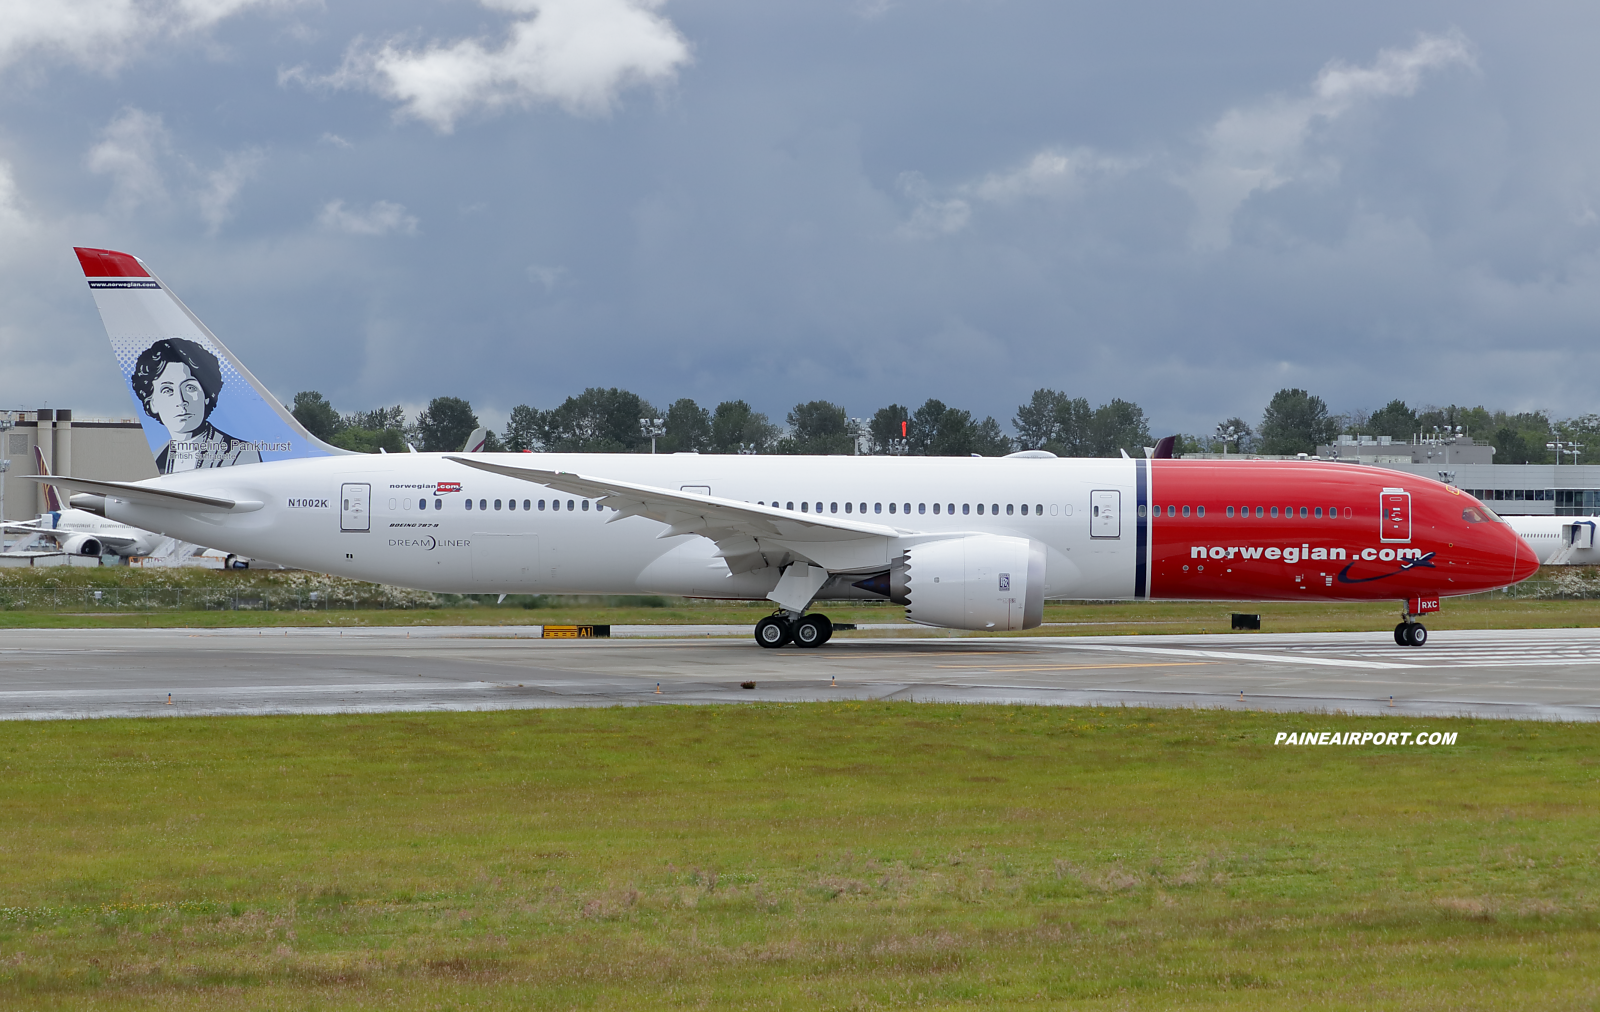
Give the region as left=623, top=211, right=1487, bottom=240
left=757, top=501, right=1047, bottom=517
left=1145, top=504, right=1353, bottom=519
left=398, top=497, right=597, bottom=512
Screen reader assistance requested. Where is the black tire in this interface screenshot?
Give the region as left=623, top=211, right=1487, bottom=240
left=1394, top=623, right=1409, bottom=646
left=1408, top=623, right=1427, bottom=647
left=812, top=613, right=833, bottom=644
left=755, top=616, right=791, bottom=648
left=793, top=615, right=828, bottom=648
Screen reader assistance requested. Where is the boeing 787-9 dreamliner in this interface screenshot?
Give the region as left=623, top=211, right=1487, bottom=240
left=36, top=248, right=1537, bottom=648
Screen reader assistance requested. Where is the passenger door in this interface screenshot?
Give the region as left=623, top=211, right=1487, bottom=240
left=1379, top=489, right=1411, bottom=543
left=340, top=483, right=370, bottom=532
left=1090, top=490, right=1121, bottom=539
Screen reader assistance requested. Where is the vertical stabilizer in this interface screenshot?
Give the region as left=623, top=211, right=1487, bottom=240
left=73, top=247, right=354, bottom=474
left=32, top=445, right=62, bottom=512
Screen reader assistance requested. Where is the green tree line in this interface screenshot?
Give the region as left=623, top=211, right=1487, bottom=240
left=290, top=386, right=1600, bottom=463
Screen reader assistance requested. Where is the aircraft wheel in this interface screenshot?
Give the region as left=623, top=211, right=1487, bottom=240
left=793, top=615, right=830, bottom=648
left=812, top=613, right=833, bottom=644
left=1407, top=623, right=1428, bottom=647
left=1394, top=623, right=1409, bottom=646
left=755, top=616, right=791, bottom=648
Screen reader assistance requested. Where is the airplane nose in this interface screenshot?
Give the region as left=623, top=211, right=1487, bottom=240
left=1509, top=527, right=1539, bottom=583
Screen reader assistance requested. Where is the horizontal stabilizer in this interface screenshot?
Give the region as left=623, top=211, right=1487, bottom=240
left=16, top=475, right=260, bottom=513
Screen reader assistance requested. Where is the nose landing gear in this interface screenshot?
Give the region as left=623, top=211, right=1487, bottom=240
left=753, top=611, right=834, bottom=649
left=1394, top=621, right=1428, bottom=647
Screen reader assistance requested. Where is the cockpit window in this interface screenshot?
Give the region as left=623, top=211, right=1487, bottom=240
left=1462, top=507, right=1486, bottom=523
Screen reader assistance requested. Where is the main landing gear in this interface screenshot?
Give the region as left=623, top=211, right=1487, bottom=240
left=754, top=612, right=833, bottom=649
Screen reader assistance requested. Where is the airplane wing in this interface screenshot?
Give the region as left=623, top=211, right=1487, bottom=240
left=445, top=456, right=919, bottom=574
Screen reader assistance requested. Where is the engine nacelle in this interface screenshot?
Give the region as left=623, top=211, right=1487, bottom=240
left=902, top=535, right=1044, bottom=631
left=58, top=534, right=103, bottom=556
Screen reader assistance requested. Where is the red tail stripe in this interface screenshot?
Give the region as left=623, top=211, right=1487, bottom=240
left=73, top=247, right=148, bottom=278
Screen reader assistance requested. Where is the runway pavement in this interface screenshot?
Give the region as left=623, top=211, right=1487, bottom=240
left=1, top=625, right=1597, bottom=721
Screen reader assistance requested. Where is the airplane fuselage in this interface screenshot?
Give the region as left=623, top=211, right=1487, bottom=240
left=96, top=453, right=1534, bottom=605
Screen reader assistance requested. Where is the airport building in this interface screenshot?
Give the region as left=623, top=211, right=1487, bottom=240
left=2, top=409, right=156, bottom=522
left=1308, top=434, right=1600, bottom=516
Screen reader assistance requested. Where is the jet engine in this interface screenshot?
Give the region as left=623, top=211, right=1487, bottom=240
left=900, top=534, right=1045, bottom=631
left=58, top=534, right=104, bottom=556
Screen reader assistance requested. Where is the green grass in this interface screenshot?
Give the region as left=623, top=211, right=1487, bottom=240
left=0, top=705, right=1596, bottom=1008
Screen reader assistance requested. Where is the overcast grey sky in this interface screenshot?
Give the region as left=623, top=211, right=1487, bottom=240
left=3, top=1, right=1598, bottom=437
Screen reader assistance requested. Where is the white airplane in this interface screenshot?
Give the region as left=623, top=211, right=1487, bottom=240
left=1502, top=515, right=1598, bottom=566
left=3, top=446, right=179, bottom=558
left=35, top=247, right=1535, bottom=649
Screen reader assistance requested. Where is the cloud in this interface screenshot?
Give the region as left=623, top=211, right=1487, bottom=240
left=197, top=147, right=264, bottom=234
left=896, top=171, right=970, bottom=239
left=301, top=0, right=691, bottom=132
left=0, top=0, right=303, bottom=74
left=970, top=148, right=1140, bottom=203
left=86, top=107, right=171, bottom=213
left=317, top=199, right=420, bottom=236
left=1182, top=32, right=1475, bottom=249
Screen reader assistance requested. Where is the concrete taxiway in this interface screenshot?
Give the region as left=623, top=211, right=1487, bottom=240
left=1, top=625, right=1597, bottom=721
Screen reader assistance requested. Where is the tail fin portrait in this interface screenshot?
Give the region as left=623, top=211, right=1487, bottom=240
left=32, top=445, right=63, bottom=512
left=74, top=247, right=352, bottom=473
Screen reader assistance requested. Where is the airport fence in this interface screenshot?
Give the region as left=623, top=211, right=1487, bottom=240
left=0, top=584, right=441, bottom=612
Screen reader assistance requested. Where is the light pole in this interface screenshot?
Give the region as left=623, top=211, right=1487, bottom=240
left=0, top=410, right=12, bottom=525
left=1548, top=440, right=1584, bottom=467
left=640, top=417, right=665, bottom=454
left=1214, top=424, right=1238, bottom=456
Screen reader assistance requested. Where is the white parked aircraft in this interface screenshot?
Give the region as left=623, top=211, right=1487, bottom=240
left=1502, top=515, right=1598, bottom=566
left=3, top=446, right=178, bottom=558
left=35, top=248, right=1534, bottom=648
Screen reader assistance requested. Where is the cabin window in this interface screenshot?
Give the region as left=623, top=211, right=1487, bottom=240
left=1197, top=506, right=1205, bottom=517
left=933, top=503, right=941, bottom=514
left=418, top=498, right=426, bottom=510
left=860, top=503, right=867, bottom=514
left=465, top=499, right=473, bottom=510
left=1036, top=504, right=1043, bottom=515
left=494, top=499, right=502, bottom=510
left=567, top=500, right=575, bottom=511
left=1167, top=505, right=1175, bottom=517
left=1007, top=504, right=1015, bottom=515
left=523, top=500, right=530, bottom=510
left=1255, top=506, right=1263, bottom=518
left=1019, top=504, right=1027, bottom=515
left=887, top=503, right=894, bottom=514
left=538, top=500, right=546, bottom=511
left=948, top=504, right=955, bottom=514
left=991, top=504, right=999, bottom=514
left=1314, top=507, right=1322, bottom=518
left=1137, top=504, right=1147, bottom=517
left=1227, top=507, right=1235, bottom=518
left=918, top=503, right=925, bottom=514
left=1182, top=506, right=1190, bottom=517
left=582, top=500, right=590, bottom=511
left=801, top=501, right=809, bottom=512
left=1299, top=506, right=1307, bottom=518
left=785, top=501, right=793, bottom=510
left=845, top=502, right=852, bottom=513
left=507, top=499, right=516, bottom=511
left=831, top=502, right=838, bottom=513
left=976, top=504, right=984, bottom=515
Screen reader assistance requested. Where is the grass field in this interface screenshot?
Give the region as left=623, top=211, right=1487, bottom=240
left=1, top=705, right=1595, bottom=1009
left=2, top=562, right=1597, bottom=635
left=2, top=595, right=1599, bottom=637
